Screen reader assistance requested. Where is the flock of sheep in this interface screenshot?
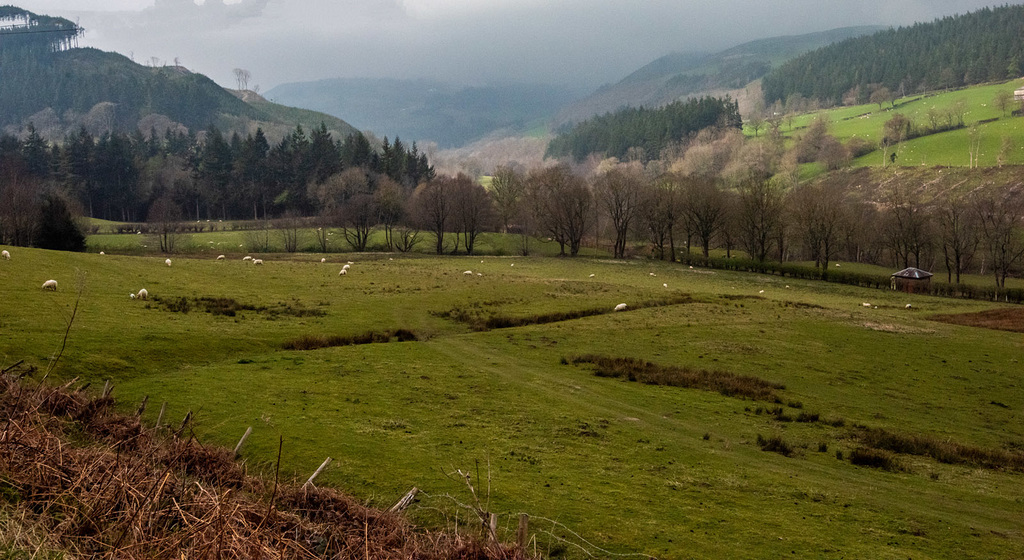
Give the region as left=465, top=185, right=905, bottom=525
left=4, top=247, right=917, bottom=313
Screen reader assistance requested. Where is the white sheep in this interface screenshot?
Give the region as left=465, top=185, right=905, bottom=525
left=41, top=279, right=57, bottom=291
left=759, top=290, right=765, bottom=294
left=589, top=273, right=595, bottom=278
left=1, top=250, right=9, bottom=260
left=321, top=258, right=326, bottom=263
left=477, top=273, right=482, bottom=276
left=649, top=272, right=656, bottom=277
left=614, top=303, right=627, bottom=312
left=165, top=258, right=172, bottom=267
left=253, top=259, right=264, bottom=265
left=99, top=251, right=105, bottom=255
left=339, top=268, right=347, bottom=275
left=342, top=264, right=350, bottom=270
left=243, top=256, right=252, bottom=261
left=347, top=261, right=354, bottom=265
left=216, top=255, right=225, bottom=260
left=136, top=288, right=148, bottom=300
left=663, top=283, right=668, bottom=288
left=463, top=270, right=472, bottom=275
left=905, top=304, right=913, bottom=309
left=861, top=302, right=871, bottom=307
left=129, top=293, right=135, bottom=299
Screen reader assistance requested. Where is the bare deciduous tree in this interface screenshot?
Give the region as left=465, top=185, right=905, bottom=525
left=974, top=192, right=1024, bottom=288
left=789, top=183, right=847, bottom=270
left=594, top=164, right=644, bottom=258
left=490, top=165, right=525, bottom=234
left=233, top=68, right=251, bottom=91
left=936, top=190, right=978, bottom=284
left=528, top=165, right=592, bottom=256
left=737, top=178, right=784, bottom=262
left=683, top=176, right=726, bottom=259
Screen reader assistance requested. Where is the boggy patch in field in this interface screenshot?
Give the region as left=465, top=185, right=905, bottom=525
left=433, top=294, right=695, bottom=331
left=929, top=307, right=1024, bottom=333
left=149, top=295, right=326, bottom=319
left=283, top=329, right=419, bottom=351
left=853, top=426, right=1024, bottom=471
left=570, top=354, right=784, bottom=401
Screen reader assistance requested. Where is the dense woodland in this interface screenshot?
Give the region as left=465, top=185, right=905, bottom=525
left=546, top=97, right=742, bottom=162
left=0, top=123, right=432, bottom=244
left=762, top=4, right=1024, bottom=106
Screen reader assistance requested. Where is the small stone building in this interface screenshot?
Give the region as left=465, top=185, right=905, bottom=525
left=891, top=267, right=933, bottom=293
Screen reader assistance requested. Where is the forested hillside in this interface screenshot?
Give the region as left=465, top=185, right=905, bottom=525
left=546, top=96, right=742, bottom=162
left=555, top=26, right=882, bottom=126
left=0, top=7, right=356, bottom=142
left=762, top=4, right=1024, bottom=106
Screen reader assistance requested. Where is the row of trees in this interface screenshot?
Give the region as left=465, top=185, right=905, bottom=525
left=312, top=158, right=1024, bottom=289
left=0, top=122, right=434, bottom=236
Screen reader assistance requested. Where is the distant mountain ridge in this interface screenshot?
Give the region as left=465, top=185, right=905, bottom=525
left=555, top=25, right=885, bottom=125
left=266, top=78, right=585, bottom=148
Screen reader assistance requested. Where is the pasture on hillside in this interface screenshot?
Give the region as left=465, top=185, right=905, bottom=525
left=766, top=78, right=1024, bottom=169
left=1, top=247, right=1022, bottom=558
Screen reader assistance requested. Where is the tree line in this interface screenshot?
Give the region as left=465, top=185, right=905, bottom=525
left=762, top=4, right=1024, bottom=107
left=0, top=122, right=433, bottom=247
left=545, top=96, right=742, bottom=162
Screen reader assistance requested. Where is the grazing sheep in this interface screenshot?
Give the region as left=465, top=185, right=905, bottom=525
left=589, top=273, right=595, bottom=278
left=216, top=255, right=225, bottom=260
left=342, top=264, right=350, bottom=270
left=649, top=272, right=656, bottom=277
left=136, top=288, right=148, bottom=300
left=243, top=256, right=252, bottom=261
left=347, top=261, right=354, bottom=265
left=614, top=303, right=627, bottom=312
left=477, top=273, right=482, bottom=276
left=41, top=279, right=57, bottom=291
left=99, top=251, right=105, bottom=255
left=1, top=250, right=9, bottom=259
left=663, top=283, right=668, bottom=288
left=129, top=293, right=135, bottom=299
left=759, top=290, right=765, bottom=294
left=339, top=268, right=347, bottom=275
left=835, top=263, right=841, bottom=267
left=165, top=258, right=172, bottom=267
left=510, top=263, right=514, bottom=267
left=861, top=302, right=871, bottom=307
left=253, top=259, right=264, bottom=265
left=463, top=270, right=472, bottom=275
left=321, top=258, right=326, bottom=263
left=905, top=304, right=913, bottom=309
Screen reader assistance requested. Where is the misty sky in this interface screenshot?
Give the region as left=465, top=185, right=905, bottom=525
left=14, top=0, right=1006, bottom=91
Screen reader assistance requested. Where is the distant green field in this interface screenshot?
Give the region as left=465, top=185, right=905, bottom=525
left=763, top=79, right=1024, bottom=169
left=85, top=228, right=604, bottom=259
left=2, top=245, right=1022, bottom=558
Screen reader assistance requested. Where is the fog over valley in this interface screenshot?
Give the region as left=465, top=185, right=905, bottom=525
left=13, top=0, right=1005, bottom=91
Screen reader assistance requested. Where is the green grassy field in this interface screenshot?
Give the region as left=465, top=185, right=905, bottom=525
left=763, top=78, right=1024, bottom=169
left=1, top=245, right=1022, bottom=558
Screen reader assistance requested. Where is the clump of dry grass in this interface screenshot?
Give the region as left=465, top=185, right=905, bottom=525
left=282, top=329, right=419, bottom=351
left=571, top=355, right=784, bottom=401
left=0, top=369, right=526, bottom=559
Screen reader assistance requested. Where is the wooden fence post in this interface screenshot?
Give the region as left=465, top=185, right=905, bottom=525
left=303, top=457, right=332, bottom=489
left=135, top=395, right=148, bottom=417
left=155, top=401, right=167, bottom=428
left=233, top=426, right=253, bottom=458
left=488, top=512, right=498, bottom=545
left=388, top=487, right=419, bottom=513
left=517, top=513, right=529, bottom=550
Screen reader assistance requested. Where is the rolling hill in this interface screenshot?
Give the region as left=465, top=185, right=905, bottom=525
left=0, top=7, right=356, bottom=143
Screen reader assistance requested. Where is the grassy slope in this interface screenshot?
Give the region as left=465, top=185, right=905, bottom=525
left=1, top=246, right=1022, bottom=558
left=765, top=79, right=1024, bottom=168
